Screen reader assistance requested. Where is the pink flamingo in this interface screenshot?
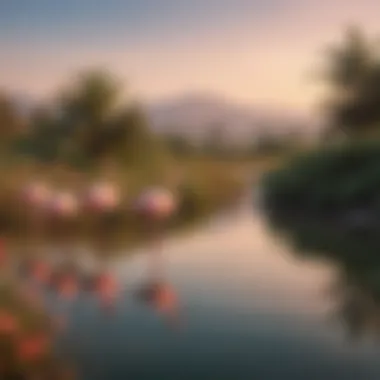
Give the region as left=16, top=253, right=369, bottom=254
left=82, top=181, right=122, bottom=242
left=46, top=190, right=79, bottom=239
left=134, top=187, right=177, bottom=222
left=21, top=180, right=52, bottom=234
left=82, top=181, right=121, bottom=214
left=17, top=332, right=50, bottom=363
left=0, top=309, right=19, bottom=335
left=21, top=181, right=52, bottom=209
left=48, top=190, right=79, bottom=219
left=134, top=187, right=178, bottom=252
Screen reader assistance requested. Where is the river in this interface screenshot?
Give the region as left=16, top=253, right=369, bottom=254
left=52, top=194, right=380, bottom=380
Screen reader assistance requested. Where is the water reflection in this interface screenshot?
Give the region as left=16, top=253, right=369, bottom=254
left=135, top=250, right=180, bottom=330
left=0, top=244, right=77, bottom=379
left=6, top=195, right=380, bottom=379
left=264, top=210, right=380, bottom=341
left=0, top=239, right=130, bottom=379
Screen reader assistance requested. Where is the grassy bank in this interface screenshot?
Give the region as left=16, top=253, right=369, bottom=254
left=0, top=154, right=279, bottom=253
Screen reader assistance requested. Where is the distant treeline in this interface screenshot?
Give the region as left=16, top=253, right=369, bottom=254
left=163, top=128, right=302, bottom=159
left=0, top=70, right=170, bottom=173
left=0, top=69, right=305, bottom=173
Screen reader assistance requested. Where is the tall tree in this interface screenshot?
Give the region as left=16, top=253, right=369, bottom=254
left=56, top=69, right=169, bottom=169
left=322, top=26, right=380, bottom=137
left=0, top=93, right=24, bottom=145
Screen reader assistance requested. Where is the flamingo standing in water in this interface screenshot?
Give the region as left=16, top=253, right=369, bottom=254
left=133, top=187, right=179, bottom=326
left=0, top=309, right=19, bottom=335
left=17, top=332, right=50, bottom=363
left=82, top=181, right=122, bottom=245
left=83, top=181, right=121, bottom=214
left=21, top=180, right=52, bottom=236
left=47, top=190, right=79, bottom=237
left=134, top=187, right=178, bottom=250
left=48, top=191, right=78, bottom=218
left=81, top=181, right=122, bottom=312
left=22, top=181, right=52, bottom=208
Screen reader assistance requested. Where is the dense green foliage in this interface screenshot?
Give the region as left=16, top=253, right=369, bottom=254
left=7, top=70, right=168, bottom=173
left=262, top=26, right=380, bottom=215
left=262, top=140, right=380, bottom=213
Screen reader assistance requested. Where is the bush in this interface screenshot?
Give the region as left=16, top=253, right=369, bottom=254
left=262, top=140, right=380, bottom=213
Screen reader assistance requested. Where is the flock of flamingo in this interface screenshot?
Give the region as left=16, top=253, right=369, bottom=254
left=22, top=179, right=176, bottom=219
left=0, top=179, right=180, bottom=375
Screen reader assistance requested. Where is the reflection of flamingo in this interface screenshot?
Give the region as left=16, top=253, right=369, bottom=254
left=29, top=259, right=52, bottom=285
left=55, top=271, right=79, bottom=301
left=139, top=281, right=179, bottom=329
left=140, top=282, right=178, bottom=314
left=95, top=271, right=119, bottom=312
left=137, top=249, right=180, bottom=329
left=17, top=332, right=50, bottom=363
left=0, top=248, right=77, bottom=378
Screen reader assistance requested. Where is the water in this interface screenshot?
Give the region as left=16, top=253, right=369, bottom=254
left=58, top=197, right=380, bottom=380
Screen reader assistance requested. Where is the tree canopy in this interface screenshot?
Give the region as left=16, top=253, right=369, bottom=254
left=322, top=26, right=380, bottom=138
left=14, top=69, right=169, bottom=170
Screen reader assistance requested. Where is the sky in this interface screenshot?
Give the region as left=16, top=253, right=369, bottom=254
left=1, top=0, right=380, bottom=114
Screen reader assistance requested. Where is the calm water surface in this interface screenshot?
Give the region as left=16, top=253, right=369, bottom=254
left=57, top=198, right=380, bottom=380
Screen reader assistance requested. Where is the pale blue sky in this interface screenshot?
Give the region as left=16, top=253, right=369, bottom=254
left=1, top=0, right=380, bottom=112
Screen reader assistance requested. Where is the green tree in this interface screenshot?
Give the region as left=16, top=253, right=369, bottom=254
left=322, top=26, right=380, bottom=138
left=25, top=107, right=61, bottom=161
left=58, top=70, right=121, bottom=162
left=55, top=69, right=167, bottom=168
left=0, top=93, right=25, bottom=147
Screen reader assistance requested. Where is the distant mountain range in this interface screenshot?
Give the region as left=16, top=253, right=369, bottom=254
left=146, top=93, right=315, bottom=143
left=12, top=92, right=317, bottom=143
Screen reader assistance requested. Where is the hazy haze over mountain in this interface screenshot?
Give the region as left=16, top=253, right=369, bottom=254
left=12, top=92, right=319, bottom=142
left=146, top=93, right=318, bottom=142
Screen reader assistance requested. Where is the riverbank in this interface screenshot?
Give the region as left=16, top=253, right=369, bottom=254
left=0, top=154, right=283, bottom=254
